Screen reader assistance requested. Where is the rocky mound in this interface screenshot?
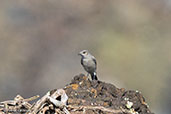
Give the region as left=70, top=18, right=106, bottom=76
left=0, top=74, right=154, bottom=114
left=64, top=74, right=154, bottom=114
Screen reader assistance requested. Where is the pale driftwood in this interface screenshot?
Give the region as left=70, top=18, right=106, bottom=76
left=28, top=89, right=69, bottom=114
left=0, top=95, right=39, bottom=114
left=28, top=92, right=50, bottom=114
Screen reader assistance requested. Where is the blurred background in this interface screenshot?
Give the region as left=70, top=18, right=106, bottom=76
left=0, top=0, right=170, bottom=113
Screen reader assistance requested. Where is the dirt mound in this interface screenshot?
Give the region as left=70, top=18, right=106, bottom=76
left=64, top=74, right=154, bottom=114
left=0, top=74, right=154, bottom=114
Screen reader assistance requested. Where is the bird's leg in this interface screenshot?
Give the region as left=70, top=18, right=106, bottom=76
left=91, top=72, right=98, bottom=80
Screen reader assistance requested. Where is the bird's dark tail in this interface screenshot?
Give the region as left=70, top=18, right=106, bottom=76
left=91, top=72, right=98, bottom=80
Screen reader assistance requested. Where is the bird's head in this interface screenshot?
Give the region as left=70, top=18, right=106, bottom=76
left=78, top=50, right=89, bottom=57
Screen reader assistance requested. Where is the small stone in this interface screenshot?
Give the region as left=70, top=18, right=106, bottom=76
left=126, top=101, right=133, bottom=109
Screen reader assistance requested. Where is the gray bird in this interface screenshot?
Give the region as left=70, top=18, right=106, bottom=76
left=78, top=50, right=98, bottom=80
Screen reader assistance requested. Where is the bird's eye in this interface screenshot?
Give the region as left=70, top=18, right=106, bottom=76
left=83, top=51, right=86, bottom=54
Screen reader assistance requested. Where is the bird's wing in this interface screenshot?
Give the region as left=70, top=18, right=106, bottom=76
left=81, top=58, right=84, bottom=66
left=92, top=57, right=97, bottom=69
left=93, top=58, right=96, bottom=65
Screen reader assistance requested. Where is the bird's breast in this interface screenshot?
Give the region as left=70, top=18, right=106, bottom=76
left=83, top=59, right=96, bottom=68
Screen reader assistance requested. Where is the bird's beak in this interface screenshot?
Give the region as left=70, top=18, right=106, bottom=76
left=78, top=52, right=81, bottom=56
